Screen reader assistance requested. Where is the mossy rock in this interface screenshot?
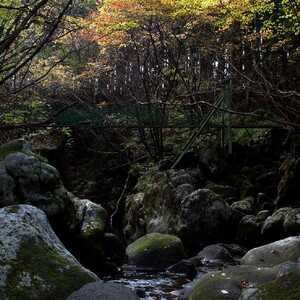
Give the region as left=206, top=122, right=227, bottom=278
left=0, top=205, right=98, bottom=300
left=240, top=262, right=300, bottom=300
left=188, top=264, right=279, bottom=300
left=126, top=233, right=185, bottom=270
left=0, top=139, right=24, bottom=161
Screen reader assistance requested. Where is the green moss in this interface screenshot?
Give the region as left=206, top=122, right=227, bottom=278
left=5, top=206, right=20, bottom=214
left=126, top=233, right=185, bottom=269
left=5, top=238, right=95, bottom=300
left=188, top=265, right=279, bottom=300
left=0, top=140, right=24, bottom=161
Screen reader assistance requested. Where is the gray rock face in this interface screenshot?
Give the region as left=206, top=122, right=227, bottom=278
left=0, top=205, right=98, bottom=300
left=241, top=236, right=300, bottom=267
left=0, top=152, right=70, bottom=216
left=67, top=282, right=138, bottom=300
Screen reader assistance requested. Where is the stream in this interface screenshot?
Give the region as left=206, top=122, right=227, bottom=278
left=111, top=271, right=192, bottom=299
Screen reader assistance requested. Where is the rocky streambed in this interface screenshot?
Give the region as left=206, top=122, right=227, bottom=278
left=1, top=134, right=300, bottom=299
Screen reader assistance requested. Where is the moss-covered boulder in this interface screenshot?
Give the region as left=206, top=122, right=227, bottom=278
left=124, top=168, right=234, bottom=253
left=241, top=236, right=300, bottom=267
left=239, top=262, right=300, bottom=300
left=68, top=197, right=107, bottom=239
left=0, top=205, right=98, bottom=300
left=126, top=233, right=185, bottom=270
left=187, top=264, right=279, bottom=300
left=0, top=152, right=70, bottom=217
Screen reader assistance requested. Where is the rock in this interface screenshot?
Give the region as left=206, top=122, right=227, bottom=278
left=256, top=210, right=271, bottom=223
left=67, top=282, right=138, bottom=300
left=205, top=182, right=238, bottom=200
left=180, top=189, right=233, bottom=246
left=175, top=184, right=195, bottom=203
left=0, top=165, right=15, bottom=206
left=239, top=262, right=300, bottom=300
left=70, top=197, right=107, bottom=238
left=261, top=207, right=293, bottom=241
left=124, top=170, right=234, bottom=253
left=241, top=236, right=300, bottom=267
left=283, top=208, right=300, bottom=236
left=126, top=233, right=185, bottom=270
left=236, top=215, right=263, bottom=247
left=231, top=197, right=254, bottom=215
left=167, top=259, right=197, bottom=279
left=186, top=264, right=279, bottom=300
left=0, top=139, right=27, bottom=161
left=256, top=192, right=274, bottom=210
left=2, top=152, right=70, bottom=217
left=103, top=233, right=126, bottom=265
left=0, top=205, right=98, bottom=300
left=197, top=244, right=235, bottom=265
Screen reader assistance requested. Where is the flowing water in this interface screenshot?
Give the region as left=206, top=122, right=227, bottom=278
left=111, top=270, right=193, bottom=299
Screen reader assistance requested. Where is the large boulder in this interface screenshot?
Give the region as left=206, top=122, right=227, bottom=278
left=126, top=233, right=185, bottom=270
left=180, top=189, right=233, bottom=247
left=241, top=236, right=300, bottom=267
left=67, top=282, right=138, bottom=300
left=261, top=207, right=292, bottom=240
left=0, top=205, right=98, bottom=300
left=0, top=152, right=70, bottom=217
left=68, top=197, right=107, bottom=239
left=186, top=262, right=300, bottom=300
left=124, top=168, right=234, bottom=252
left=261, top=207, right=300, bottom=241
left=186, top=264, right=279, bottom=300
left=239, top=262, right=300, bottom=300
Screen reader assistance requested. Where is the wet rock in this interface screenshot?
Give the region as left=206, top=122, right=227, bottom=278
left=239, top=262, right=300, bottom=300
left=0, top=205, right=98, bottom=300
left=231, top=197, right=254, bottom=215
left=197, top=244, right=235, bottom=265
left=186, top=264, right=278, bottom=300
left=261, top=207, right=293, bottom=241
left=167, top=259, right=197, bottom=279
left=67, top=282, right=138, bottom=300
left=236, top=215, right=262, bottom=247
left=241, top=236, right=300, bottom=267
left=126, top=233, right=185, bottom=270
